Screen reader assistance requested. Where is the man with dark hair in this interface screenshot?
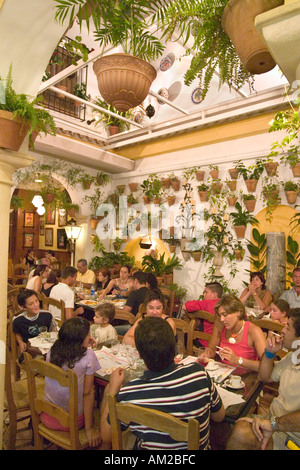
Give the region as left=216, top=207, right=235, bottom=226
left=13, top=289, right=54, bottom=353
left=100, top=316, right=225, bottom=450
left=227, top=308, right=300, bottom=451
left=280, top=268, right=300, bottom=308
left=122, top=270, right=149, bottom=316
left=49, top=266, right=84, bottom=321
left=182, top=282, right=223, bottom=347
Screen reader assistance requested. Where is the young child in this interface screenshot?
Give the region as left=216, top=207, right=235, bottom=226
left=43, top=317, right=101, bottom=448
left=91, top=303, right=118, bottom=344
left=13, top=289, right=54, bottom=353
left=269, top=299, right=289, bottom=325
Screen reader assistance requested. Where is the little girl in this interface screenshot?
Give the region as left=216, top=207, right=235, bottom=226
left=42, top=317, right=101, bottom=448
left=91, top=303, right=118, bottom=344
left=269, top=299, right=289, bottom=325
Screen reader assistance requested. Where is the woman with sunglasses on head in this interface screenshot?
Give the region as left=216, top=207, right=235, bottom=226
left=200, top=295, right=265, bottom=373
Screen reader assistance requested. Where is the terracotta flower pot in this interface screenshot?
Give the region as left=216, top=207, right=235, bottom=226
left=245, top=179, right=258, bottom=192
left=228, top=196, right=238, bottom=206
left=169, top=245, right=176, bottom=253
left=143, top=195, right=151, bottom=204
left=108, top=125, right=120, bottom=136
left=264, top=162, right=278, bottom=176
left=228, top=168, right=239, bottom=180
left=292, top=163, right=300, bottom=177
left=93, top=53, right=157, bottom=112
left=227, top=180, right=237, bottom=191
left=129, top=182, right=138, bottom=192
left=234, top=249, right=245, bottom=261
left=198, top=191, right=209, bottom=202
left=153, top=197, right=162, bottom=205
left=162, top=178, right=171, bottom=189
left=45, top=193, right=55, bottom=203
left=196, top=171, right=205, bottom=181
left=171, top=179, right=180, bottom=191
left=211, top=182, right=223, bottom=194
left=0, top=110, right=29, bottom=151
left=285, top=191, right=298, bottom=204
left=56, top=85, right=67, bottom=99
left=234, top=225, right=246, bottom=238
left=192, top=252, right=202, bottom=261
left=167, top=196, right=176, bottom=206
left=163, top=273, right=173, bottom=286
left=90, top=217, right=99, bottom=230
left=222, top=0, right=284, bottom=74
left=210, top=170, right=219, bottom=179
left=243, top=199, right=256, bottom=212
left=182, top=251, right=191, bottom=262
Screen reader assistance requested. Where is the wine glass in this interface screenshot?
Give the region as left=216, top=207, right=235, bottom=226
left=175, top=341, right=184, bottom=363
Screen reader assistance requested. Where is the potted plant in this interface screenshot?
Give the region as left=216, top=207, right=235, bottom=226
left=10, top=194, right=24, bottom=211
left=197, top=183, right=209, bottom=202
left=261, top=177, right=281, bottom=221
left=140, top=174, right=163, bottom=204
left=227, top=192, right=238, bottom=207
left=165, top=236, right=181, bottom=253
left=209, top=164, right=219, bottom=179
left=169, top=173, right=181, bottom=191
left=241, top=193, right=257, bottom=212
left=228, top=165, right=239, bottom=180
left=63, top=202, right=80, bottom=218
left=161, top=176, right=171, bottom=189
left=262, top=156, right=279, bottom=176
left=113, top=237, right=123, bottom=252
left=0, top=66, right=56, bottom=151
left=82, top=188, right=104, bottom=229
left=163, top=254, right=183, bottom=285
left=93, top=98, right=132, bottom=135
left=236, top=159, right=265, bottom=192
left=73, top=82, right=91, bottom=106
left=210, top=178, right=223, bottom=195
left=230, top=201, right=258, bottom=238
left=232, top=240, right=245, bottom=261
left=127, top=192, right=139, bottom=207
left=283, top=181, right=299, bottom=205
left=226, top=179, right=237, bottom=191
left=78, top=173, right=95, bottom=190
left=168, top=282, right=188, bottom=315
left=129, top=182, right=139, bottom=192
left=95, top=171, right=111, bottom=186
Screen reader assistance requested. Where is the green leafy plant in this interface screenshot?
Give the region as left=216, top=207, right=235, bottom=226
left=283, top=181, right=299, bottom=192
left=140, top=173, right=164, bottom=200
left=82, top=188, right=103, bottom=217
left=168, top=283, right=188, bottom=301
left=246, top=228, right=267, bottom=277
left=161, top=0, right=253, bottom=100
left=63, top=35, right=92, bottom=65
left=54, top=0, right=170, bottom=62
left=0, top=66, right=56, bottom=141
left=96, top=171, right=111, bottom=186
left=230, top=202, right=258, bottom=227
left=10, top=194, right=24, bottom=211
left=73, top=82, right=91, bottom=101
left=261, top=177, right=281, bottom=222
left=93, top=98, right=132, bottom=132
left=235, top=159, right=265, bottom=181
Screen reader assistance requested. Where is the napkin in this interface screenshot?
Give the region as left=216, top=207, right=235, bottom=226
left=216, top=385, right=245, bottom=409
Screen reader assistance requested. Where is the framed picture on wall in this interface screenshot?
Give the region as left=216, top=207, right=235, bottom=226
left=58, top=210, right=67, bottom=227
left=24, top=211, right=34, bottom=228
left=39, top=219, right=45, bottom=235
left=45, top=227, right=53, bottom=247
left=23, top=232, right=34, bottom=248
left=45, top=205, right=56, bottom=225
left=57, top=228, right=68, bottom=249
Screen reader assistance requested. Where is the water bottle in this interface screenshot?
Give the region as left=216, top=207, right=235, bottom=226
left=90, top=283, right=95, bottom=299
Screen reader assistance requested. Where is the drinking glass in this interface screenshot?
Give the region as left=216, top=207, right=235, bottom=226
left=197, top=348, right=209, bottom=367
left=175, top=341, right=184, bottom=363
left=110, top=340, right=120, bottom=356
left=39, top=326, right=47, bottom=341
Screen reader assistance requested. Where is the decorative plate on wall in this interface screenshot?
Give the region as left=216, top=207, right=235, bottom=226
left=157, top=87, right=169, bottom=104
left=159, top=56, right=172, bottom=72
left=191, top=87, right=203, bottom=104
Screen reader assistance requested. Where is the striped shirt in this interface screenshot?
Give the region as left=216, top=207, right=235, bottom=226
left=116, top=362, right=223, bottom=450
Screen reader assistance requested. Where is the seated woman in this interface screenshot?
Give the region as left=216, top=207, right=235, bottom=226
left=239, top=271, right=272, bottom=311
left=26, top=264, right=49, bottom=293
left=22, top=249, right=37, bottom=268
left=123, top=288, right=176, bottom=347
left=268, top=299, right=289, bottom=326
left=203, top=294, right=266, bottom=373
left=95, top=268, right=112, bottom=293
left=41, top=317, right=101, bottom=448
left=99, top=265, right=133, bottom=299
left=41, top=269, right=60, bottom=297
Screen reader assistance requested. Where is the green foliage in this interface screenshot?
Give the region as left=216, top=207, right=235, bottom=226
left=140, top=174, right=164, bottom=199
left=82, top=188, right=103, bottom=216
left=161, top=0, right=253, bottom=100
left=246, top=228, right=267, bottom=276
left=141, top=253, right=182, bottom=276
left=88, top=250, right=135, bottom=270
left=168, top=283, right=188, bottom=300
left=73, top=82, right=91, bottom=101
left=63, top=35, right=92, bottom=65
left=54, top=0, right=170, bottom=62
left=235, top=159, right=265, bottom=181
left=93, top=98, right=132, bottom=132
left=0, top=65, right=56, bottom=141
left=230, top=202, right=258, bottom=227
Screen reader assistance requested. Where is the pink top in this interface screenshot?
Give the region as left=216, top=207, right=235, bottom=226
left=220, top=321, right=258, bottom=371
left=185, top=299, right=219, bottom=347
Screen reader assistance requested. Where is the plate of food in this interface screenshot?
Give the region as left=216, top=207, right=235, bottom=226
left=80, top=300, right=99, bottom=306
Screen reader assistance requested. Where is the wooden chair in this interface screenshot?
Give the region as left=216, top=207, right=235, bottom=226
left=160, top=287, right=175, bottom=317
left=11, top=263, right=30, bottom=286
left=186, top=310, right=215, bottom=357
left=172, top=317, right=192, bottom=355
left=107, top=394, right=200, bottom=450
left=42, top=297, right=66, bottom=325
left=3, top=346, right=44, bottom=450
left=114, top=307, right=137, bottom=326
left=249, top=318, right=287, bottom=359
left=7, top=308, right=26, bottom=382
left=24, top=353, right=100, bottom=450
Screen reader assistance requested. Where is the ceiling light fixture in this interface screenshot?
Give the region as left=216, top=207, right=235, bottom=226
left=139, top=235, right=152, bottom=249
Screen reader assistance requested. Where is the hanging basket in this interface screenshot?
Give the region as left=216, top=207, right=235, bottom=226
left=222, top=0, right=284, bottom=75
left=93, top=53, right=157, bottom=112
left=0, top=110, right=29, bottom=151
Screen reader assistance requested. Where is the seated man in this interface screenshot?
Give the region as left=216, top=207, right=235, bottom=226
left=76, top=258, right=96, bottom=289
left=226, top=308, right=300, bottom=450
left=100, top=316, right=225, bottom=450
left=49, top=266, right=84, bottom=321
left=280, top=268, right=300, bottom=308
left=182, top=282, right=223, bottom=347
left=123, top=270, right=149, bottom=316
left=13, top=289, right=55, bottom=354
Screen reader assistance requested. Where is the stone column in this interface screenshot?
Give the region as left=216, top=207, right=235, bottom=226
left=0, top=148, right=35, bottom=449
left=266, top=232, right=286, bottom=298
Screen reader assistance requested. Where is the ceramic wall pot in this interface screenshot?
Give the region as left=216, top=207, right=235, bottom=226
left=0, top=110, right=29, bottom=151
left=222, top=0, right=284, bottom=74
left=93, top=53, right=157, bottom=112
